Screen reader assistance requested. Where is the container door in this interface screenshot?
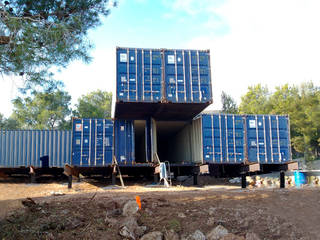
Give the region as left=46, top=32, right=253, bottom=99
left=104, top=119, right=114, bottom=165
left=190, top=50, right=201, bottom=103
left=225, top=115, right=244, bottom=163
left=72, top=119, right=91, bottom=167
left=142, top=50, right=162, bottom=102
left=164, top=50, right=188, bottom=103
left=117, top=48, right=138, bottom=102
left=198, top=51, right=211, bottom=103
left=150, top=118, right=158, bottom=162
left=202, top=114, right=214, bottom=163
left=268, top=115, right=291, bottom=163
left=246, top=115, right=268, bottom=163
left=278, top=116, right=291, bottom=162
left=151, top=50, right=162, bottom=102
left=115, top=120, right=135, bottom=165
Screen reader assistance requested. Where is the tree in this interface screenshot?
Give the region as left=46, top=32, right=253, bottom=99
left=12, top=82, right=72, bottom=129
left=239, top=81, right=320, bottom=160
left=0, top=113, right=20, bottom=129
left=74, top=90, right=112, bottom=118
left=239, top=84, right=271, bottom=114
left=0, top=0, right=116, bottom=90
left=221, top=91, right=238, bottom=114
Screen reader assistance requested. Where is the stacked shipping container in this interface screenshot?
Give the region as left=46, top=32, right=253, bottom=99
left=114, top=47, right=212, bottom=120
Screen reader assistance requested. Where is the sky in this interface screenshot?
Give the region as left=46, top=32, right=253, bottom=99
left=1, top=0, right=320, bottom=117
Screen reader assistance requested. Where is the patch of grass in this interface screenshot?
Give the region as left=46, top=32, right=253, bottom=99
left=166, top=218, right=181, bottom=232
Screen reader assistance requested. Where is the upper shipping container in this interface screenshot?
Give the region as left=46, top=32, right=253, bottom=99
left=72, top=118, right=113, bottom=167
left=0, top=130, right=71, bottom=168
left=114, top=47, right=212, bottom=120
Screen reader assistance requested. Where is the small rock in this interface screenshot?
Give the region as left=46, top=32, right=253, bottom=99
left=135, top=225, right=148, bottom=237
left=120, top=216, right=147, bottom=238
left=104, top=215, right=118, bottom=227
left=145, top=208, right=153, bottom=216
left=206, top=217, right=215, bottom=226
left=164, top=229, right=179, bottom=240
left=178, top=212, right=186, bottom=218
left=186, top=230, right=206, bottom=240
left=245, top=232, right=261, bottom=240
left=50, top=191, right=65, bottom=196
left=119, top=225, right=136, bottom=240
left=140, top=231, right=163, bottom=240
left=206, top=225, right=229, bottom=240
left=221, top=233, right=245, bottom=240
left=123, top=200, right=139, bottom=216
left=107, top=208, right=122, bottom=217
left=208, top=207, right=216, bottom=216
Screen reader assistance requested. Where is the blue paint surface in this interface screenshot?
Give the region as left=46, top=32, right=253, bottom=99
left=200, top=114, right=291, bottom=164
left=72, top=119, right=113, bottom=167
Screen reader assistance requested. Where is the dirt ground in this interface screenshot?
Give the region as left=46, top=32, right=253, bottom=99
left=0, top=176, right=319, bottom=240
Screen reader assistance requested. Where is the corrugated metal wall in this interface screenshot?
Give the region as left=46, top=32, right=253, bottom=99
left=202, top=114, right=245, bottom=164
left=200, top=114, right=291, bottom=164
left=72, top=119, right=113, bottom=167
left=117, top=48, right=163, bottom=102
left=114, top=119, right=135, bottom=165
left=245, top=115, right=291, bottom=163
left=164, top=49, right=212, bottom=103
left=0, top=130, right=72, bottom=168
left=116, top=47, right=212, bottom=104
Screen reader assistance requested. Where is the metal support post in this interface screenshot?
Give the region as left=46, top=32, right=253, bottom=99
left=68, top=175, right=72, bottom=189
left=241, top=172, right=247, bottom=189
left=280, top=171, right=285, bottom=188
left=193, top=173, right=198, bottom=185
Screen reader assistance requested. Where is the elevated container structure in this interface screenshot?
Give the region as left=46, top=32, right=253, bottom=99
left=114, top=47, right=212, bottom=120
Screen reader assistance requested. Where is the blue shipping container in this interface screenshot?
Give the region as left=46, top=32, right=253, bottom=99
left=246, top=115, right=291, bottom=163
left=164, top=49, right=212, bottom=103
left=117, top=48, right=163, bottom=102
left=114, top=119, right=155, bottom=165
left=72, top=118, right=113, bottom=167
left=116, top=47, right=212, bottom=104
left=114, top=119, right=136, bottom=164
left=198, top=114, right=291, bottom=164
left=201, top=114, right=245, bottom=163
left=0, top=130, right=71, bottom=168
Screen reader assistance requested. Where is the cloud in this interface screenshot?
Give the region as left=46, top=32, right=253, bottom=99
left=185, top=0, right=320, bottom=109
left=162, top=0, right=225, bottom=16
left=55, top=47, right=116, bottom=107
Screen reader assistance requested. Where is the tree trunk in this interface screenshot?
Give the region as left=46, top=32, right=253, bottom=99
left=0, top=36, right=10, bottom=45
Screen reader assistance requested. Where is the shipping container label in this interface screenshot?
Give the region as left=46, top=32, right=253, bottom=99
left=105, top=137, right=110, bottom=147
left=120, top=53, right=127, bottom=62
left=249, top=120, right=256, bottom=128
left=75, top=124, right=82, bottom=131
left=167, top=55, right=175, bottom=64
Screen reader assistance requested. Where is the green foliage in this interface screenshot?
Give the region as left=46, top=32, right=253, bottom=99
left=0, top=0, right=116, bottom=91
left=0, top=113, right=20, bottom=129
left=12, top=81, right=72, bottom=129
left=239, top=84, right=271, bottom=114
left=73, top=90, right=112, bottom=118
left=221, top=91, right=238, bottom=114
left=239, top=81, right=320, bottom=160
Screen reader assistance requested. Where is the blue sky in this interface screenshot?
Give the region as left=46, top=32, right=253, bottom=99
left=1, top=0, right=320, bottom=117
